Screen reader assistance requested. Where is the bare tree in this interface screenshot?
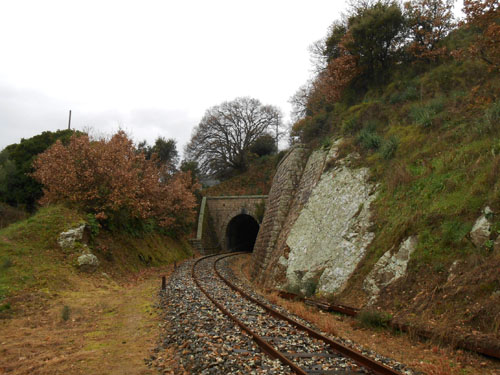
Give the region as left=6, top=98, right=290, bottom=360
left=185, top=97, right=282, bottom=177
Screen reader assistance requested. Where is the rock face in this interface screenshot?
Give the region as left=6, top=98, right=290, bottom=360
left=77, top=253, right=99, bottom=272
left=58, top=223, right=100, bottom=272
left=285, top=153, right=377, bottom=295
left=363, top=236, right=418, bottom=304
left=58, top=223, right=86, bottom=251
left=470, top=206, right=493, bottom=247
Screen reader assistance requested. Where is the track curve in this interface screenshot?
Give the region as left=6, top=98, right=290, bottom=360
left=192, top=253, right=408, bottom=375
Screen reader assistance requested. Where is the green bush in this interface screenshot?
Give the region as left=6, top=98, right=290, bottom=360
left=61, top=305, right=70, bottom=321
left=0, top=129, right=77, bottom=211
left=341, top=117, right=361, bottom=135
left=441, top=220, right=471, bottom=245
left=250, top=133, right=277, bottom=157
left=284, top=283, right=302, bottom=296
left=381, top=136, right=399, bottom=159
left=301, top=112, right=331, bottom=143
left=409, top=96, right=445, bottom=128
left=86, top=214, right=100, bottom=241
left=357, top=129, right=382, bottom=150
left=303, top=279, right=318, bottom=297
left=389, top=85, right=419, bottom=104
left=321, top=137, right=333, bottom=149
left=357, top=310, right=392, bottom=328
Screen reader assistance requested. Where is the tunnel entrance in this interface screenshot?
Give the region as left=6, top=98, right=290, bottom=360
left=226, top=214, right=260, bottom=252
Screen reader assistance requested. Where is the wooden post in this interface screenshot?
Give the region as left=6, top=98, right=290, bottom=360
left=161, top=276, right=166, bottom=291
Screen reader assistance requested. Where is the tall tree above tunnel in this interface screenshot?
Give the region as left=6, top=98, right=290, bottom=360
left=137, top=137, right=179, bottom=174
left=185, top=97, right=282, bottom=177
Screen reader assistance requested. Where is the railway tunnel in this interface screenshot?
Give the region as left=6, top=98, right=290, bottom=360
left=193, top=195, right=267, bottom=254
left=226, top=214, right=260, bottom=252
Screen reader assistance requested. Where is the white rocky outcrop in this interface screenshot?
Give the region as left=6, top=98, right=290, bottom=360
left=58, top=223, right=86, bottom=251
left=58, top=223, right=100, bottom=272
left=470, top=206, right=493, bottom=247
left=285, top=151, right=377, bottom=295
left=363, top=236, right=418, bottom=304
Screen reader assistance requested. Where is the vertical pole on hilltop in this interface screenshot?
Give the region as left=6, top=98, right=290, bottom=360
left=68, top=110, right=72, bottom=130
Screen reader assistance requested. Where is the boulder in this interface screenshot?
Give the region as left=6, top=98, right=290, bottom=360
left=77, top=253, right=99, bottom=272
left=58, top=224, right=86, bottom=251
left=470, top=206, right=493, bottom=248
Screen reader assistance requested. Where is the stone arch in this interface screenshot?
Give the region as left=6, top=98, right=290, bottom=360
left=225, top=214, right=260, bottom=252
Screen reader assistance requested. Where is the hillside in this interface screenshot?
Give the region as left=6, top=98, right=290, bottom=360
left=248, top=13, right=500, bottom=356
left=332, top=58, right=500, bottom=341
left=0, top=205, right=192, bottom=374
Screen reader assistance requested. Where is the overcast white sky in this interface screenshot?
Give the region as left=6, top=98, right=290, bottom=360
left=0, top=0, right=464, bottom=154
left=0, top=0, right=351, bottom=153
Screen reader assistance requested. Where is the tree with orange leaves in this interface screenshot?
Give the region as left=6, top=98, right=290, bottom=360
left=404, top=0, right=455, bottom=61
left=32, top=131, right=199, bottom=232
left=463, top=0, right=500, bottom=70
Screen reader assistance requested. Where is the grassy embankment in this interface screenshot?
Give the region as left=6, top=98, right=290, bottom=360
left=202, top=153, right=280, bottom=197
left=0, top=204, right=192, bottom=374
left=324, top=58, right=500, bottom=338
left=214, top=57, right=500, bottom=340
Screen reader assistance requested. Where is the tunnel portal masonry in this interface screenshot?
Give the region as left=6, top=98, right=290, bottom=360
left=193, top=195, right=267, bottom=254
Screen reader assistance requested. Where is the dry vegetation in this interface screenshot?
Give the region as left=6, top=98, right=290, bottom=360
left=0, top=265, right=175, bottom=375
left=230, top=254, right=500, bottom=375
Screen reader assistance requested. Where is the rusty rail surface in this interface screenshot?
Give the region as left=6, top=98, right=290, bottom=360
left=210, top=253, right=404, bottom=375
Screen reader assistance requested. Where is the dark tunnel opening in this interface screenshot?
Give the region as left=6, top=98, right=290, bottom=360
left=226, top=214, right=260, bottom=252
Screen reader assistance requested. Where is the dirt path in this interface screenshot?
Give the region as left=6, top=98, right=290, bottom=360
left=0, top=266, right=173, bottom=375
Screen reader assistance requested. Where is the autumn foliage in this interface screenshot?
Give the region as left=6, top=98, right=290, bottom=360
left=463, top=0, right=500, bottom=70
left=32, top=131, right=199, bottom=231
left=404, top=0, right=455, bottom=61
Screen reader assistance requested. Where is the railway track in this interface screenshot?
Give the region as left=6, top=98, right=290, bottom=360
left=192, top=253, right=410, bottom=375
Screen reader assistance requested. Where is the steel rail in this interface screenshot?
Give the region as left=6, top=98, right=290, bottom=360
left=214, top=253, right=403, bottom=375
left=192, top=254, right=309, bottom=375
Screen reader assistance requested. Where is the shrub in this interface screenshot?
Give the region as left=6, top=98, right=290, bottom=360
left=441, top=220, right=471, bottom=245
left=357, top=310, right=392, bottom=328
left=284, top=283, right=302, bottom=296
left=341, top=117, right=361, bottom=135
left=86, top=214, right=100, bottom=240
left=357, top=129, right=383, bottom=150
left=409, top=96, right=445, bottom=127
left=381, top=136, right=399, bottom=159
left=32, top=132, right=200, bottom=233
left=389, top=85, right=419, bottom=104
left=61, top=305, right=70, bottom=321
left=250, top=133, right=277, bottom=157
left=0, top=129, right=76, bottom=211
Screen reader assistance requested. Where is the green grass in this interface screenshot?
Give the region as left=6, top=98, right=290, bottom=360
left=0, top=204, right=193, bottom=305
left=319, top=59, right=500, bottom=289
left=0, top=205, right=83, bottom=301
